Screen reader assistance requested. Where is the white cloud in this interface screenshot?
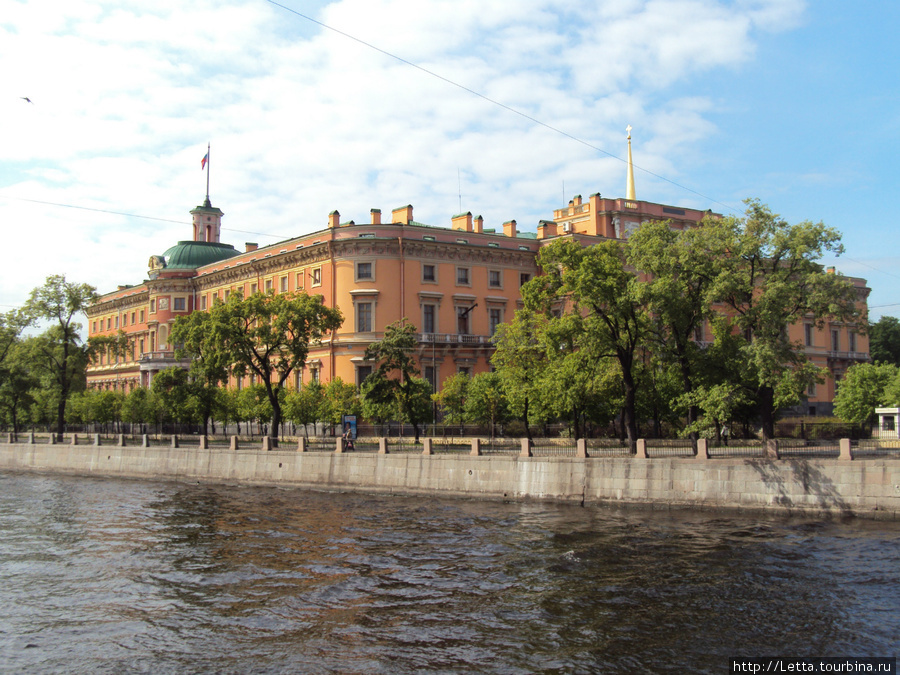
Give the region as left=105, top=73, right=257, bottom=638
left=0, top=0, right=810, bottom=312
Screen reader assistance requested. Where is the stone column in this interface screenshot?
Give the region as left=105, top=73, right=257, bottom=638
left=230, top=436, right=239, bottom=451
left=93, top=434, right=101, bottom=446
left=839, top=438, right=853, bottom=461
left=141, top=434, right=150, bottom=448
left=421, top=438, right=432, bottom=455
left=765, top=440, right=779, bottom=459
left=297, top=437, right=306, bottom=453
left=171, top=435, right=179, bottom=449
left=379, top=438, right=389, bottom=454
left=335, top=437, right=344, bottom=453
left=575, top=439, right=587, bottom=458
left=117, top=434, right=125, bottom=447
left=198, top=435, right=208, bottom=450
left=470, top=438, right=482, bottom=456
left=696, top=438, right=709, bottom=460
left=636, top=439, right=648, bottom=458
left=521, top=438, right=534, bottom=457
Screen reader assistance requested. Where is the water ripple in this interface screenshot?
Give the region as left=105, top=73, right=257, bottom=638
left=1, top=472, right=899, bottom=674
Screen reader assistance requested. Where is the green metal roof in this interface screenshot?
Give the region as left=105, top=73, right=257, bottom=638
left=161, top=241, right=240, bottom=269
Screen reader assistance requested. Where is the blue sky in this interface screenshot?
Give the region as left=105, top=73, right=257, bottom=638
left=1, top=0, right=898, bottom=319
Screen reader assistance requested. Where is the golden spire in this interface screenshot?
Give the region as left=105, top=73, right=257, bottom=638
left=625, top=125, right=636, bottom=200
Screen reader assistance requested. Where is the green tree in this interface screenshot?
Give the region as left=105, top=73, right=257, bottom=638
left=121, top=386, right=158, bottom=435
left=490, top=310, right=551, bottom=442
left=0, top=341, right=38, bottom=439
left=0, top=309, right=29, bottom=375
left=169, top=310, right=231, bottom=435
left=432, top=372, right=469, bottom=430
left=627, top=220, right=718, bottom=433
left=464, top=371, right=508, bottom=439
left=360, top=377, right=397, bottom=435
left=151, top=367, right=196, bottom=426
left=284, top=381, right=326, bottom=438
left=526, top=238, right=647, bottom=449
left=363, top=320, right=432, bottom=443
left=181, top=290, right=342, bottom=442
left=868, top=316, right=900, bottom=366
left=237, top=384, right=273, bottom=436
left=703, top=199, right=864, bottom=439
left=835, top=362, right=898, bottom=426
left=22, top=275, right=97, bottom=440
left=322, top=377, right=361, bottom=432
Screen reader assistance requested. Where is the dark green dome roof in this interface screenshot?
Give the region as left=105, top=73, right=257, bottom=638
left=162, top=241, right=239, bottom=269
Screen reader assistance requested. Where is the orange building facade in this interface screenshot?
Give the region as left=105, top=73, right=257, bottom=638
left=86, top=192, right=870, bottom=416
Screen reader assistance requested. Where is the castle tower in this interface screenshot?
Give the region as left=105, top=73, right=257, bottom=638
left=190, top=197, right=224, bottom=243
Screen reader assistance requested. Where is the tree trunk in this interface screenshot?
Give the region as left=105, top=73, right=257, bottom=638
left=522, top=398, right=533, bottom=444
left=621, top=370, right=639, bottom=453
left=758, top=386, right=776, bottom=441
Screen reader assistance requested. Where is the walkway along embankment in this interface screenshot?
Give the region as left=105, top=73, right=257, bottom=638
left=1, top=435, right=898, bottom=519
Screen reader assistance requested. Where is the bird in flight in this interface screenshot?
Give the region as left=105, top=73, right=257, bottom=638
left=21, top=97, right=33, bottom=103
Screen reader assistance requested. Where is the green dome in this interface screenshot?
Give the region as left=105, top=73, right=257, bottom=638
left=161, top=241, right=240, bottom=269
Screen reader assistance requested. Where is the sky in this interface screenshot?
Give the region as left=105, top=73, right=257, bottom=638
left=2, top=0, right=898, bottom=321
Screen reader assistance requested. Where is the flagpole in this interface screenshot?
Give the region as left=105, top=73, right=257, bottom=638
left=205, top=142, right=211, bottom=201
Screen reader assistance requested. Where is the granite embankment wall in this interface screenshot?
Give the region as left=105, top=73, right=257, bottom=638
left=1, top=440, right=899, bottom=519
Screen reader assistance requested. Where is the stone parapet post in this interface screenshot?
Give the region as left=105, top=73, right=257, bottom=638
left=141, top=434, right=150, bottom=448
left=49, top=434, right=56, bottom=445
left=379, top=438, right=389, bottom=454
left=28, top=432, right=35, bottom=444
left=521, top=438, right=533, bottom=457
left=422, top=438, right=431, bottom=455
left=765, top=440, right=779, bottom=459
left=636, top=439, right=648, bottom=458
left=71, top=434, right=79, bottom=446
left=576, top=439, right=587, bottom=458
left=839, top=438, right=853, bottom=461
left=696, top=438, right=709, bottom=460
left=198, top=436, right=208, bottom=450
left=471, top=438, right=482, bottom=456
left=261, top=436, right=273, bottom=451
left=93, top=434, right=101, bottom=446
left=230, top=436, right=239, bottom=451
left=171, top=435, right=179, bottom=449
left=117, top=434, right=125, bottom=447
left=297, top=437, right=306, bottom=452
left=335, top=437, right=344, bottom=453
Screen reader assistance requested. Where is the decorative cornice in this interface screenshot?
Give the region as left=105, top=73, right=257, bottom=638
left=194, top=243, right=332, bottom=289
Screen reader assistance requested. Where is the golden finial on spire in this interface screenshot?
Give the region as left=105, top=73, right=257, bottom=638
left=626, top=125, right=636, bottom=201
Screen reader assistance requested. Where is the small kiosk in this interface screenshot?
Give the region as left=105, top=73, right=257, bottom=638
left=875, top=407, right=900, bottom=439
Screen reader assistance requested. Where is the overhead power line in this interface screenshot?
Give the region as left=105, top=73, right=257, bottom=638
left=264, top=0, right=741, bottom=215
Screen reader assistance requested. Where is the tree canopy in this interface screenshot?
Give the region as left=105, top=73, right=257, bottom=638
left=170, top=290, right=342, bottom=441
left=22, top=275, right=97, bottom=439
left=362, top=320, right=432, bottom=442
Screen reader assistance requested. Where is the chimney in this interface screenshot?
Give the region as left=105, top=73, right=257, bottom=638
left=328, top=210, right=340, bottom=228
left=537, top=220, right=557, bottom=239
left=452, top=212, right=473, bottom=232
left=573, top=194, right=582, bottom=206
left=245, top=242, right=258, bottom=252
left=392, top=204, right=413, bottom=224
left=371, top=209, right=382, bottom=225
left=473, top=215, right=483, bottom=233
left=503, top=219, right=517, bottom=238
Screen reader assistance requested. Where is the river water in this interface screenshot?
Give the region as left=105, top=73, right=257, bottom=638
left=1, top=471, right=898, bottom=674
